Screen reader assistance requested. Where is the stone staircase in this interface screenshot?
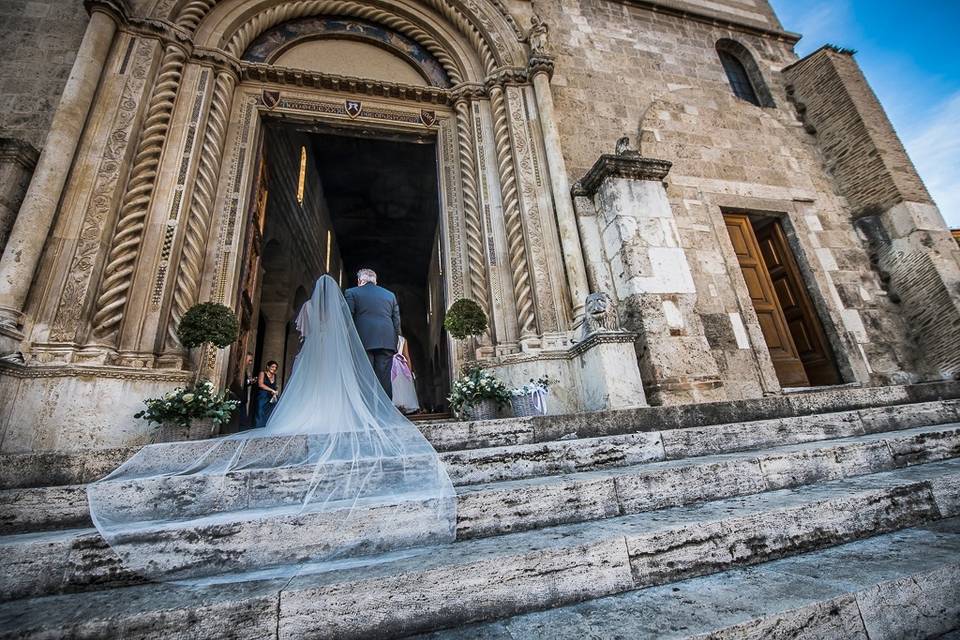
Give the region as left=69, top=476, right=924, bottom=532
left=1, top=381, right=959, bottom=638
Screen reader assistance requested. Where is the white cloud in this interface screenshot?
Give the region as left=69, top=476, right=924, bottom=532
left=902, top=91, right=960, bottom=228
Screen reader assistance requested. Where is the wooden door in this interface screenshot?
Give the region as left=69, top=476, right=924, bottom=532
left=724, top=214, right=809, bottom=387
left=755, top=220, right=840, bottom=385
left=228, top=144, right=269, bottom=395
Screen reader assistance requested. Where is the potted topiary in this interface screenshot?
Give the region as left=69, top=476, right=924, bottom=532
left=448, top=365, right=511, bottom=421
left=443, top=298, right=488, bottom=340
left=177, top=302, right=240, bottom=385
left=136, top=380, right=239, bottom=442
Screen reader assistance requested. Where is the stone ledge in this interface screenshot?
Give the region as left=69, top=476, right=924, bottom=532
left=574, top=153, right=672, bottom=197
left=0, top=138, right=39, bottom=171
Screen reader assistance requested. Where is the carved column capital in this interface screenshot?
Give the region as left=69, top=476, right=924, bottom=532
left=84, top=0, right=130, bottom=23
left=484, top=66, right=530, bottom=89
left=528, top=54, right=555, bottom=79
left=192, top=47, right=243, bottom=79
left=125, top=16, right=194, bottom=52
left=450, top=83, right=488, bottom=104
left=575, top=154, right=673, bottom=197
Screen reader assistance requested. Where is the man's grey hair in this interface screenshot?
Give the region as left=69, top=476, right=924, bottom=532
left=357, top=268, right=377, bottom=285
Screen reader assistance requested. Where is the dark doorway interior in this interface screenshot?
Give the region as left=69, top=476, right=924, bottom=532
left=237, top=121, right=450, bottom=421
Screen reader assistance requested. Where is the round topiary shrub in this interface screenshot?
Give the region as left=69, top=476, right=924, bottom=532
left=443, top=298, right=488, bottom=340
left=177, top=302, right=239, bottom=349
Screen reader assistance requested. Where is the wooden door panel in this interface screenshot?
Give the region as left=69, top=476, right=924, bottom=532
left=725, top=214, right=808, bottom=387
left=756, top=220, right=840, bottom=386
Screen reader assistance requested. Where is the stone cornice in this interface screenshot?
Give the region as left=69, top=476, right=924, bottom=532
left=574, top=153, right=673, bottom=197
left=621, top=0, right=801, bottom=44
left=0, top=138, right=39, bottom=170
left=0, top=361, right=192, bottom=382
left=241, top=64, right=451, bottom=104
left=568, top=330, right=637, bottom=357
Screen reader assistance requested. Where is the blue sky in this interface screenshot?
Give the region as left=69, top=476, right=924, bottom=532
left=769, top=0, right=960, bottom=227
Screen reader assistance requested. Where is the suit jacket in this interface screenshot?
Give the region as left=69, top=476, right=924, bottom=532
left=344, top=284, right=401, bottom=352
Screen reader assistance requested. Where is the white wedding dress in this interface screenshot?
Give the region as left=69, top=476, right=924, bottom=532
left=86, top=275, right=456, bottom=583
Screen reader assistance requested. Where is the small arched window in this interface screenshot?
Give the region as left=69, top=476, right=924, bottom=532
left=719, top=50, right=760, bottom=106
left=716, top=39, right=774, bottom=108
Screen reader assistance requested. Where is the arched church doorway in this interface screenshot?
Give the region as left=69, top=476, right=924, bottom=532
left=231, top=117, right=451, bottom=422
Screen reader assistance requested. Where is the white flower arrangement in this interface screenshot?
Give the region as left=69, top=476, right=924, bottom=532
left=511, top=375, right=553, bottom=397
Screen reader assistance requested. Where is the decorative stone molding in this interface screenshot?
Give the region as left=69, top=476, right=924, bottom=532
left=242, top=64, right=450, bottom=104
left=575, top=154, right=673, bottom=197
left=567, top=329, right=637, bottom=359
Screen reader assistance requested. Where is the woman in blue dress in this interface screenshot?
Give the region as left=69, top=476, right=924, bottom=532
left=255, top=360, right=279, bottom=427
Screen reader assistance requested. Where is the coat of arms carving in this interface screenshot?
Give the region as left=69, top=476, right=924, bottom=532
left=420, top=110, right=437, bottom=126
left=345, top=100, right=363, bottom=119
left=262, top=90, right=280, bottom=109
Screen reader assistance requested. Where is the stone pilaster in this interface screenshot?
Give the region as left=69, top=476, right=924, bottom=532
left=0, top=2, right=124, bottom=351
left=578, top=152, right=725, bottom=405
left=529, top=56, right=589, bottom=320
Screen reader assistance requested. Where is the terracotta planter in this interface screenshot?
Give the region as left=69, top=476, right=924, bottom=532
left=152, top=418, right=216, bottom=443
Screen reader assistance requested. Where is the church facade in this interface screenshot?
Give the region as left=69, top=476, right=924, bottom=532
left=0, top=0, right=957, bottom=453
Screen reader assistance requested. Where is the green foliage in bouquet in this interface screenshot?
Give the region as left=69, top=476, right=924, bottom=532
left=135, top=380, right=239, bottom=429
left=177, top=302, right=239, bottom=349
left=448, top=365, right=511, bottom=415
left=443, top=298, right=488, bottom=340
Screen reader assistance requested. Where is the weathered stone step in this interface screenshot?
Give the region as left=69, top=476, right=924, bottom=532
left=456, top=421, right=960, bottom=538
left=2, top=458, right=958, bottom=614
left=410, top=519, right=960, bottom=640
left=3, top=381, right=958, bottom=491
left=3, top=405, right=959, bottom=536
left=1, top=464, right=958, bottom=639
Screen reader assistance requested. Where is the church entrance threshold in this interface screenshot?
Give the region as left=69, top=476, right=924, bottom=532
left=230, top=119, right=451, bottom=421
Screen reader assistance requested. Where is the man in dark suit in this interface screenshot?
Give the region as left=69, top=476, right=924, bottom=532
left=344, top=268, right=401, bottom=398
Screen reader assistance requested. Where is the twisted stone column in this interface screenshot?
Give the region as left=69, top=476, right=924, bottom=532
left=453, top=97, right=490, bottom=320
left=166, top=70, right=237, bottom=348
left=90, top=0, right=217, bottom=342
left=489, top=83, right=537, bottom=339
left=0, top=7, right=119, bottom=334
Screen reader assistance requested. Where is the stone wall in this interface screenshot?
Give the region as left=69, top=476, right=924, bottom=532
left=530, top=0, right=921, bottom=396
left=783, top=47, right=933, bottom=214
left=0, top=0, right=89, bottom=149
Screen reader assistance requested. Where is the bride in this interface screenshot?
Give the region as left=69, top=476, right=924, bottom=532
left=87, top=275, right=456, bottom=583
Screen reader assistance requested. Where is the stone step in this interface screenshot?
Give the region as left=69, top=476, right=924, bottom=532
left=0, top=461, right=957, bottom=638
left=0, top=460, right=960, bottom=598
left=3, top=381, right=958, bottom=491
left=3, top=400, right=958, bottom=536
left=410, top=519, right=960, bottom=640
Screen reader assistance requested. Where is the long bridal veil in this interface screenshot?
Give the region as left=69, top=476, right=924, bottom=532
left=86, top=275, right=456, bottom=583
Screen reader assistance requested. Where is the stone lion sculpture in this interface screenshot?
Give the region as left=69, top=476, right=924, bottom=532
left=577, top=292, right=619, bottom=342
